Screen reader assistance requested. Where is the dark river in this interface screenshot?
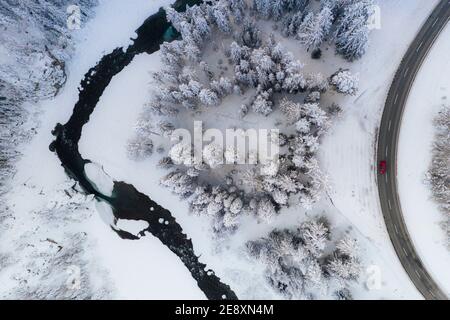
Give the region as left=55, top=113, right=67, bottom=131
left=50, top=0, right=238, bottom=300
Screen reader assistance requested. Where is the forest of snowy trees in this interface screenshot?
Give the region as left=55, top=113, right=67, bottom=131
left=246, top=218, right=362, bottom=299
left=427, top=106, right=450, bottom=250
left=0, top=0, right=97, bottom=201
left=129, top=0, right=367, bottom=232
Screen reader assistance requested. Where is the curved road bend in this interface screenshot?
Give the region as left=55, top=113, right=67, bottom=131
left=378, top=0, right=450, bottom=300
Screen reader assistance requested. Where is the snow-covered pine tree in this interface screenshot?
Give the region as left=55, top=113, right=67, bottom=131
left=330, top=69, right=359, bottom=95
left=228, top=0, right=247, bottom=22
left=302, top=220, right=329, bottom=255
left=304, top=260, right=326, bottom=294
left=282, top=11, right=305, bottom=37
left=305, top=72, right=329, bottom=92
left=336, top=236, right=359, bottom=259
left=184, top=39, right=202, bottom=62
left=160, top=40, right=184, bottom=68
left=427, top=106, right=450, bottom=246
left=165, top=6, right=186, bottom=31
left=158, top=157, right=174, bottom=169
left=189, top=5, right=211, bottom=38
left=133, top=1, right=342, bottom=233
left=189, top=186, right=212, bottom=216
left=240, top=20, right=262, bottom=48
left=229, top=197, right=244, bottom=214
left=230, top=41, right=243, bottom=63
left=326, top=255, right=361, bottom=282
left=245, top=217, right=361, bottom=299
left=305, top=91, right=321, bottom=103
left=212, top=1, right=232, bottom=34
left=271, top=0, right=286, bottom=21
left=252, top=91, right=274, bottom=116
left=169, top=142, right=193, bottom=166
left=285, top=0, right=310, bottom=12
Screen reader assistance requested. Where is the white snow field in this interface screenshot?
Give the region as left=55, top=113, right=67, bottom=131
left=397, top=23, right=450, bottom=296
left=78, top=0, right=441, bottom=299
left=0, top=0, right=205, bottom=299
left=1, top=0, right=446, bottom=299
left=84, top=163, right=114, bottom=197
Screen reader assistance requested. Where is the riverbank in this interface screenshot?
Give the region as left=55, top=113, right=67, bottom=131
left=0, top=0, right=214, bottom=299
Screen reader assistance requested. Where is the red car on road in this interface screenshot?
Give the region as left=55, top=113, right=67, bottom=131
left=379, top=160, right=387, bottom=175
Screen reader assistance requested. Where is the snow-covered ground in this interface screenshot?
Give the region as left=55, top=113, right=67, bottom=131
left=397, top=23, right=450, bottom=296
left=0, top=0, right=205, bottom=299
left=2, top=0, right=447, bottom=299
left=78, top=0, right=441, bottom=299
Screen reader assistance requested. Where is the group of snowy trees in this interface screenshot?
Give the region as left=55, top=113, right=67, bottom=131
left=254, top=0, right=375, bottom=60
left=129, top=0, right=360, bottom=232
left=246, top=218, right=362, bottom=299
left=427, top=106, right=450, bottom=249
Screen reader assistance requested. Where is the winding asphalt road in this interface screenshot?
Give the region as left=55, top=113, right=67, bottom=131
left=378, top=0, right=450, bottom=300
